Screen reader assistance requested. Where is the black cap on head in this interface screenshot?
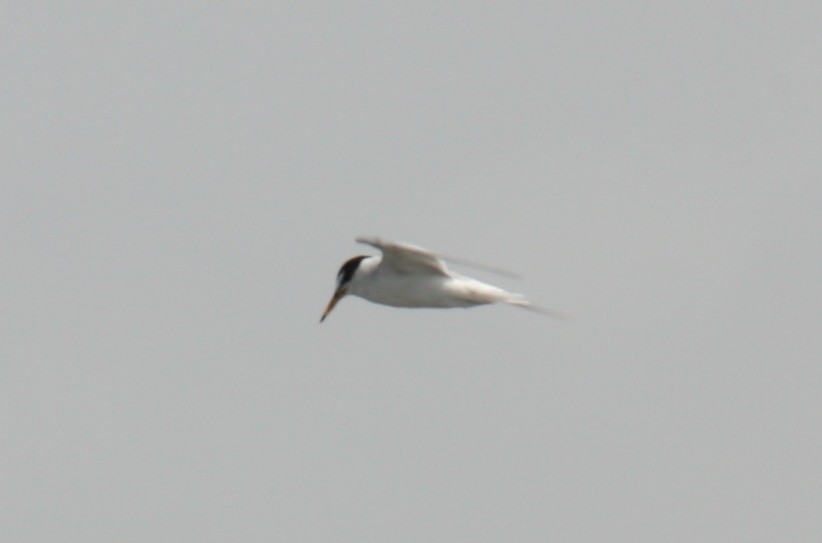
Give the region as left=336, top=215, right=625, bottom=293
left=337, top=255, right=367, bottom=288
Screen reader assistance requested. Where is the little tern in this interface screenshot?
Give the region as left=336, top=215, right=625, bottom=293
left=320, top=237, right=555, bottom=322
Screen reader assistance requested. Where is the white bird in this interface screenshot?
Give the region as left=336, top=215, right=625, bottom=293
left=320, top=237, right=557, bottom=322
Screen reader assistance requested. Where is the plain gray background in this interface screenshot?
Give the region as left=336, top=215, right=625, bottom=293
left=2, top=3, right=821, bottom=541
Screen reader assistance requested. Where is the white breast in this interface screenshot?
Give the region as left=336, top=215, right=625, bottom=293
left=348, top=258, right=504, bottom=308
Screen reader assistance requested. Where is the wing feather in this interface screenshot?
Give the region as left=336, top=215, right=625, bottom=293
left=355, top=237, right=450, bottom=277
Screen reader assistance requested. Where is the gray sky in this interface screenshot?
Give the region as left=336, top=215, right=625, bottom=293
left=2, top=3, right=821, bottom=541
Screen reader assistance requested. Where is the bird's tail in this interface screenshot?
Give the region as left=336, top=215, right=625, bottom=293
left=502, top=293, right=566, bottom=319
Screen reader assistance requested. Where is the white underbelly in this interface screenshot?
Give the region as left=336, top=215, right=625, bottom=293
left=351, top=274, right=500, bottom=308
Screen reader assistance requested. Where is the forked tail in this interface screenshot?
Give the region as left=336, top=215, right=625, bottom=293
left=503, top=294, right=566, bottom=319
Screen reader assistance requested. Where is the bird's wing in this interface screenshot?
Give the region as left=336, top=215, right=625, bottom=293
left=356, top=237, right=450, bottom=277
left=356, top=237, right=521, bottom=279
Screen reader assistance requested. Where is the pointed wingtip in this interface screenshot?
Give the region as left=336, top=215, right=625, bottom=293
left=441, top=254, right=521, bottom=279
left=355, top=236, right=379, bottom=246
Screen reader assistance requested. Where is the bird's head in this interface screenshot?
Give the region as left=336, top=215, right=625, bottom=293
left=320, top=255, right=368, bottom=322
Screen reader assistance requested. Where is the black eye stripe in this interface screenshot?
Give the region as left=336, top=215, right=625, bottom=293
left=337, top=255, right=367, bottom=285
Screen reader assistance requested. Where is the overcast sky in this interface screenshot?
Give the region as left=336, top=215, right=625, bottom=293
left=2, top=3, right=821, bottom=542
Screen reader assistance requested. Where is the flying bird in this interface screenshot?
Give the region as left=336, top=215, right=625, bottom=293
left=320, top=237, right=557, bottom=322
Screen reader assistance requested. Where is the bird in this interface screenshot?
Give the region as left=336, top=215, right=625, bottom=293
left=320, top=237, right=558, bottom=322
